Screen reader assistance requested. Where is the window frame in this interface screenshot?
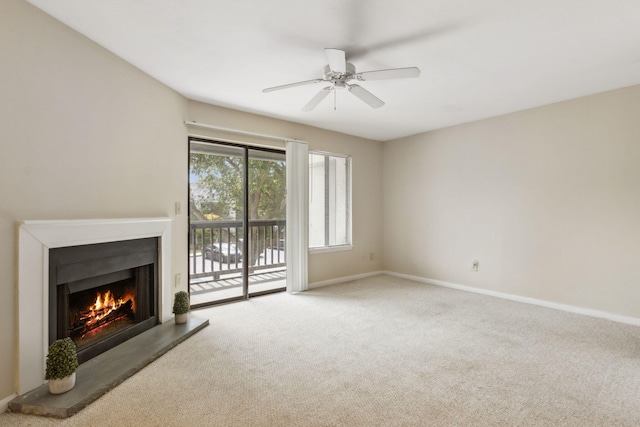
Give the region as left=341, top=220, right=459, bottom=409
left=308, top=150, right=353, bottom=253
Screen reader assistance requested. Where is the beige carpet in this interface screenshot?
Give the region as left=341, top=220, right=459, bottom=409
left=2, top=275, right=640, bottom=426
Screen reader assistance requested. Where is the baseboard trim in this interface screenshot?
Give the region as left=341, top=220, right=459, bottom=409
left=309, top=271, right=384, bottom=289
left=384, top=271, right=640, bottom=327
left=1, top=393, right=17, bottom=414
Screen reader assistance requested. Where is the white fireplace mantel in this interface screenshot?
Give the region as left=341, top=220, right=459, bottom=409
left=17, top=218, right=173, bottom=394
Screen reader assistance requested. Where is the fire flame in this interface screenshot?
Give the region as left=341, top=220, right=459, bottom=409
left=85, top=289, right=135, bottom=327
left=94, top=290, right=116, bottom=311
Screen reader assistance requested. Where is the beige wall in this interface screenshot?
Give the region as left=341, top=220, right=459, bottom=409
left=1, top=0, right=383, bottom=401
left=384, top=85, right=640, bottom=318
left=0, top=0, right=190, bottom=400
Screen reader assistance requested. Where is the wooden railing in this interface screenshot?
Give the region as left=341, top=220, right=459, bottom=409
left=189, top=219, right=286, bottom=281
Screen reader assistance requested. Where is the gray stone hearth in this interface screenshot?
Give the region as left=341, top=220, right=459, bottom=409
left=9, top=316, right=208, bottom=418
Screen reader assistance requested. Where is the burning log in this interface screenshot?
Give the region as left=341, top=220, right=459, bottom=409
left=73, top=298, right=135, bottom=338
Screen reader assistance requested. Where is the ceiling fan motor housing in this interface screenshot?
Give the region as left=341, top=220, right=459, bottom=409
left=324, top=63, right=356, bottom=89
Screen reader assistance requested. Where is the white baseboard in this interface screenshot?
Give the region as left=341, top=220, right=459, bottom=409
left=384, top=271, right=640, bottom=327
left=309, top=270, right=384, bottom=289
left=1, top=393, right=17, bottom=414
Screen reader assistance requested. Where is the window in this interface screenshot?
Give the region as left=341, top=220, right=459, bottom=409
left=309, top=151, right=351, bottom=250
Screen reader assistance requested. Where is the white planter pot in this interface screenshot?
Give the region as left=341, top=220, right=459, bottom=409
left=175, top=313, right=188, bottom=324
left=49, top=372, right=76, bottom=395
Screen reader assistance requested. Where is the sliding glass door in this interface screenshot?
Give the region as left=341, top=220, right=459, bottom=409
left=246, top=148, right=287, bottom=295
left=188, top=138, right=286, bottom=306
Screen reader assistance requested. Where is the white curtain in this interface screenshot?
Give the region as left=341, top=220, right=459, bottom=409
left=285, top=140, right=309, bottom=292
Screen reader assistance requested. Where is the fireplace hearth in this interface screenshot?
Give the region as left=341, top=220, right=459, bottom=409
left=49, top=238, right=158, bottom=363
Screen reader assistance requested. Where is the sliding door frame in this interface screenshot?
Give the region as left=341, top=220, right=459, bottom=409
left=188, top=136, right=286, bottom=308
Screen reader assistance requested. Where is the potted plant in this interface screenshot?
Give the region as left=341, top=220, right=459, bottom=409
left=173, top=291, right=190, bottom=324
left=45, top=337, right=79, bottom=394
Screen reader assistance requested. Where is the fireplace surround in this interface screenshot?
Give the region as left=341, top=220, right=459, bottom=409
left=17, top=218, right=173, bottom=395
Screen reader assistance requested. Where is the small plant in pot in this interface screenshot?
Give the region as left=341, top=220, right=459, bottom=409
left=45, top=337, right=79, bottom=395
left=173, top=291, right=190, bottom=324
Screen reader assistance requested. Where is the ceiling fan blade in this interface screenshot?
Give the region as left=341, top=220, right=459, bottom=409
left=325, top=48, right=346, bottom=73
left=301, top=87, right=333, bottom=112
left=348, top=84, right=385, bottom=108
left=356, top=67, right=420, bottom=81
left=262, top=79, right=323, bottom=93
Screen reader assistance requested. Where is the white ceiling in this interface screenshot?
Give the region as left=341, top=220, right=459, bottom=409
left=27, top=0, right=640, bottom=141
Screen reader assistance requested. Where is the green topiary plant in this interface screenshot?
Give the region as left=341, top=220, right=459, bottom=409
left=172, top=291, right=190, bottom=315
left=45, top=337, right=79, bottom=380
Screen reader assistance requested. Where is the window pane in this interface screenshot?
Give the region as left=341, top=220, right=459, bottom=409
left=309, top=152, right=350, bottom=249
left=329, top=156, right=348, bottom=246
left=309, top=154, right=326, bottom=248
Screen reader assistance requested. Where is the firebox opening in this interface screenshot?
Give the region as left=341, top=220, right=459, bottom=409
left=68, top=277, right=137, bottom=352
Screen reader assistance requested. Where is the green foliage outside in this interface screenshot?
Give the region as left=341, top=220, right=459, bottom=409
left=190, top=152, right=286, bottom=265
left=190, top=153, right=286, bottom=221
left=45, top=337, right=79, bottom=380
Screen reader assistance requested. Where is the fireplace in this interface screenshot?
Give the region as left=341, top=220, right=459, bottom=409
left=49, top=238, right=158, bottom=363
left=18, top=217, right=173, bottom=395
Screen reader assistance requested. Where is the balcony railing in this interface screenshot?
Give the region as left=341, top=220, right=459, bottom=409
left=189, top=219, right=286, bottom=282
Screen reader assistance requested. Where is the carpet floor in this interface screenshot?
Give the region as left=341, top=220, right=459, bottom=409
left=2, top=274, right=640, bottom=426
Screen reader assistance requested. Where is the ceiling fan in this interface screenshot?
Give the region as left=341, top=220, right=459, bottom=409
left=262, top=48, right=420, bottom=111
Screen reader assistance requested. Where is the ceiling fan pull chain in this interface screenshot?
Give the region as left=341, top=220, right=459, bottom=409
left=334, top=89, right=337, bottom=110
